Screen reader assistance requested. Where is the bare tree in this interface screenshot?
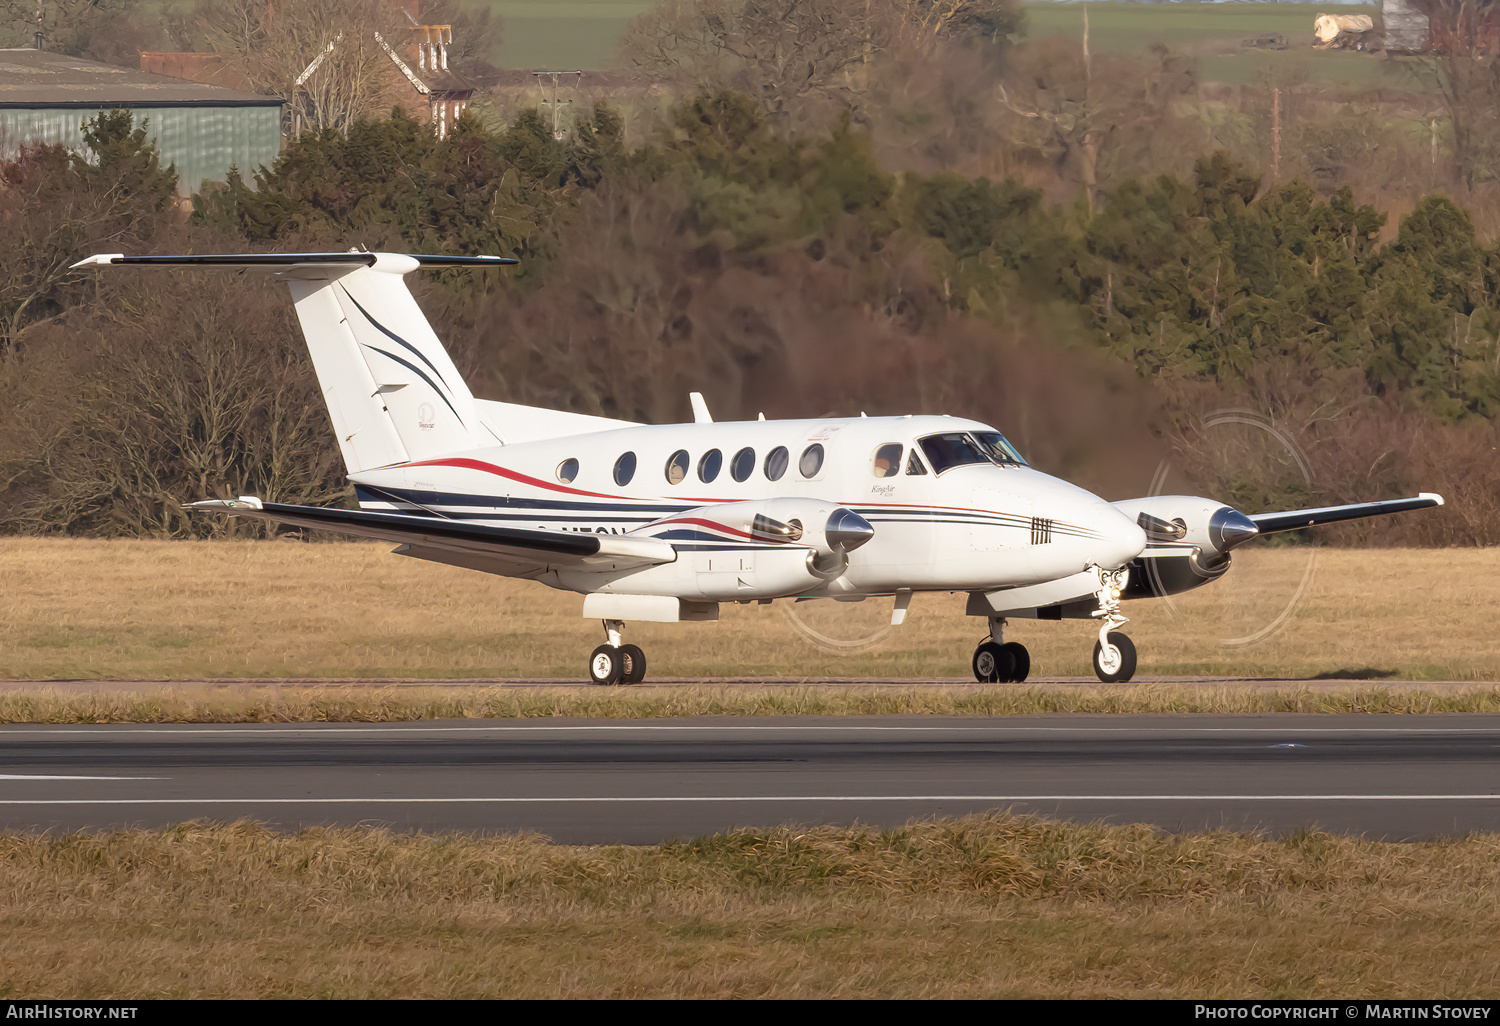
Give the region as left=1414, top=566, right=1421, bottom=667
left=0, top=0, right=134, bottom=52
left=1412, top=1, right=1500, bottom=188
left=996, top=28, right=1198, bottom=214
left=619, top=0, right=1019, bottom=132
left=620, top=0, right=874, bottom=125
left=1, top=271, right=345, bottom=538
left=190, top=0, right=413, bottom=136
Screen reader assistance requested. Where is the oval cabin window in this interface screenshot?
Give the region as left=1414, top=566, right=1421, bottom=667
left=799, top=444, right=825, bottom=479
left=698, top=449, right=723, bottom=483
left=731, top=447, right=755, bottom=482
left=764, top=446, right=789, bottom=481
left=614, top=452, right=637, bottom=487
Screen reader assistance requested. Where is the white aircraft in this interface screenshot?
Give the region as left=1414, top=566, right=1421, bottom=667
left=75, top=251, right=1444, bottom=684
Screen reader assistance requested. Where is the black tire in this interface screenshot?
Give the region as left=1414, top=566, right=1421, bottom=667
left=1091, top=632, right=1137, bottom=684
left=620, top=644, right=647, bottom=685
left=972, top=641, right=1015, bottom=684
left=588, top=644, right=623, bottom=686
left=1000, top=642, right=1030, bottom=683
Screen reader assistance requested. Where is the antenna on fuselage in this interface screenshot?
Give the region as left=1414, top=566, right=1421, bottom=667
left=689, top=392, right=713, bottom=424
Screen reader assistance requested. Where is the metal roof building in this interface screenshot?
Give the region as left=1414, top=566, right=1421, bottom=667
left=0, top=49, right=281, bottom=196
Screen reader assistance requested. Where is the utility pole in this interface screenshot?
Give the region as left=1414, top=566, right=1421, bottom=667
left=1271, top=86, right=1281, bottom=182
left=534, top=71, right=583, bottom=140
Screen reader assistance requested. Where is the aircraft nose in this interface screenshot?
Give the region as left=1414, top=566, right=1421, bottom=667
left=1086, top=502, right=1148, bottom=568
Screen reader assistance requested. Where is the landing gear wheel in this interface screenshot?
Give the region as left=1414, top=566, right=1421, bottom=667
left=588, top=644, right=624, bottom=686
left=1092, top=632, right=1137, bottom=684
left=972, top=641, right=1016, bottom=684
left=1000, top=642, right=1030, bottom=683
left=620, top=644, right=647, bottom=685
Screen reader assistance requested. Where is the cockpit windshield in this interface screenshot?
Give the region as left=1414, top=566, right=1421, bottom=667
left=918, top=431, right=1028, bottom=474
left=973, top=431, right=1027, bottom=467
left=919, top=433, right=991, bottom=474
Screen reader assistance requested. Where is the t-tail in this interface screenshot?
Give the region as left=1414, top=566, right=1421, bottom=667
left=72, top=251, right=515, bottom=475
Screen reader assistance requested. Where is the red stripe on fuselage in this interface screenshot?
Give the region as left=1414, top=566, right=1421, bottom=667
left=644, top=516, right=757, bottom=541
left=403, top=457, right=721, bottom=504
left=400, top=458, right=1028, bottom=520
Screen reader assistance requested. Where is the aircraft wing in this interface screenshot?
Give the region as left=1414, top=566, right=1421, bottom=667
left=186, top=498, right=676, bottom=574
left=1249, top=493, right=1444, bottom=535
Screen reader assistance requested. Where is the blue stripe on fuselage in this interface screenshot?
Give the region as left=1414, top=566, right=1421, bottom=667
left=352, top=486, right=1092, bottom=537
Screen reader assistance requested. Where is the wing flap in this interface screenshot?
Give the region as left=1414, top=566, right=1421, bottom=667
left=186, top=499, right=676, bottom=572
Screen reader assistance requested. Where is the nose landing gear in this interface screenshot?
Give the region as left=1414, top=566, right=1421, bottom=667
left=588, top=620, right=648, bottom=685
left=1092, top=631, right=1136, bottom=684
left=1089, top=565, right=1136, bottom=683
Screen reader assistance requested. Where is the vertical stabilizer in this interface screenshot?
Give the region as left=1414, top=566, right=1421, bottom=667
left=286, top=255, right=480, bottom=472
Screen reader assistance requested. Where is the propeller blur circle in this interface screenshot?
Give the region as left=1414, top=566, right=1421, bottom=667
left=781, top=599, right=895, bottom=653
left=1149, top=408, right=1319, bottom=648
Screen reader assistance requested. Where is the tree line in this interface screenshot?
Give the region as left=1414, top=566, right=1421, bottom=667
left=2, top=1, right=1498, bottom=544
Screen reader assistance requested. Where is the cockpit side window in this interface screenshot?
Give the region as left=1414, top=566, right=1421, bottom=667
left=918, top=433, right=990, bottom=474
left=905, top=450, right=928, bottom=476
left=871, top=443, right=902, bottom=478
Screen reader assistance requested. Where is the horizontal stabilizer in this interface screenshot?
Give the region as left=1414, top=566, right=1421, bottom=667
left=1250, top=493, right=1444, bottom=535
left=186, top=499, right=676, bottom=572
left=73, top=252, right=516, bottom=273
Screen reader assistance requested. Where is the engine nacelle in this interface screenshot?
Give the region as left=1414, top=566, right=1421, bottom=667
left=1111, top=495, right=1260, bottom=599
left=638, top=498, right=874, bottom=581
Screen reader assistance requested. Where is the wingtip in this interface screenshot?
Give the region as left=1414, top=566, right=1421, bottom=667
left=70, top=254, right=123, bottom=269
left=1420, top=492, right=1445, bottom=506
left=184, top=496, right=264, bottom=512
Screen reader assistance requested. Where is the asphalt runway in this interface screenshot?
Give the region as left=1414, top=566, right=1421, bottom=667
left=3, top=713, right=1499, bottom=843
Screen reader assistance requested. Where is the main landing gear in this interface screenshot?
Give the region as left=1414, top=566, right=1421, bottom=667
left=588, top=619, right=647, bottom=685
left=969, top=565, right=1139, bottom=685
left=972, top=617, right=1030, bottom=683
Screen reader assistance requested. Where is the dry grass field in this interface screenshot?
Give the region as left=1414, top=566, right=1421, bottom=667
left=4, top=539, right=1499, bottom=998
left=0, top=538, right=1491, bottom=684
left=3, top=816, right=1499, bottom=998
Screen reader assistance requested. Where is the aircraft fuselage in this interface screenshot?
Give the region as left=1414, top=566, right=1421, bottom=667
left=349, top=414, right=1147, bottom=601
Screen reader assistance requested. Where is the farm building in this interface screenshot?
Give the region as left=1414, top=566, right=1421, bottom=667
left=1382, top=0, right=1500, bottom=54
left=1384, top=0, right=1432, bottom=51
left=140, top=2, right=477, bottom=141
left=0, top=48, right=281, bottom=196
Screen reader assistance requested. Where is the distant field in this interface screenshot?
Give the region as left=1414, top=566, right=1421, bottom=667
left=1026, top=1, right=1375, bottom=51
left=1025, top=2, right=1411, bottom=87
left=474, top=1, right=1408, bottom=85
left=480, top=0, right=652, bottom=70
left=0, top=539, right=1487, bottom=683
